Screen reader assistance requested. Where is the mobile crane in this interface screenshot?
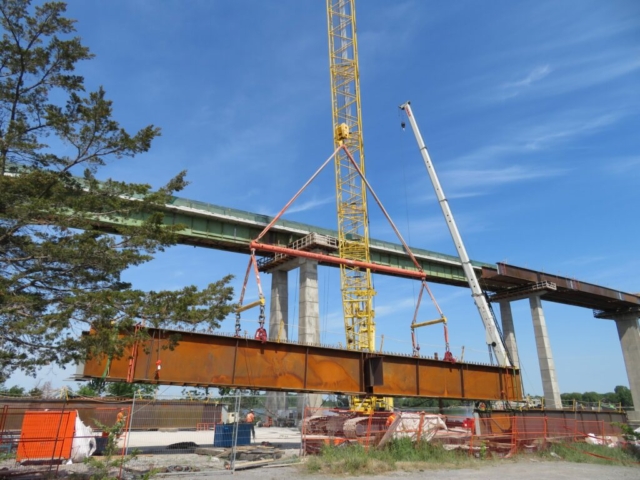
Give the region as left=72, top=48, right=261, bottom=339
left=399, top=102, right=512, bottom=368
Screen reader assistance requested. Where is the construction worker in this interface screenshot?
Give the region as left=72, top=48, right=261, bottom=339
left=115, top=408, right=127, bottom=439
left=385, top=409, right=397, bottom=429
left=246, top=409, right=256, bottom=441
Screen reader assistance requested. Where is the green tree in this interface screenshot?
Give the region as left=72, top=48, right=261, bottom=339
left=218, top=387, right=233, bottom=397
left=182, top=386, right=212, bottom=400
left=561, top=392, right=583, bottom=403
left=76, top=378, right=106, bottom=397
left=105, top=381, right=157, bottom=399
left=614, top=385, right=633, bottom=407
left=28, top=386, right=42, bottom=397
left=0, top=0, right=236, bottom=383
left=0, top=384, right=25, bottom=396
left=581, top=391, right=602, bottom=404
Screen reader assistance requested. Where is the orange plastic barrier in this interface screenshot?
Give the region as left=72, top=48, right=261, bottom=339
left=16, top=410, right=77, bottom=462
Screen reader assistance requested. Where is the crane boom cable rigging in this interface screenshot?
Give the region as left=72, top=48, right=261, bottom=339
left=248, top=142, right=448, bottom=283
left=254, top=146, right=342, bottom=244
left=339, top=144, right=450, bottom=356
left=399, top=101, right=512, bottom=368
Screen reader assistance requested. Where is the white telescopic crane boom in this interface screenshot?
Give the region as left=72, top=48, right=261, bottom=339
left=399, top=101, right=512, bottom=368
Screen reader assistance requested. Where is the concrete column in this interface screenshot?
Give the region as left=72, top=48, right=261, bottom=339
left=529, top=294, right=562, bottom=409
left=298, top=259, right=320, bottom=345
left=268, top=270, right=288, bottom=342
left=297, top=259, right=322, bottom=420
left=266, top=270, right=288, bottom=424
left=614, top=314, right=640, bottom=423
left=499, top=300, right=519, bottom=368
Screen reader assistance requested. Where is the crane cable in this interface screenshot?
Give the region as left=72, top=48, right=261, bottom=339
left=396, top=124, right=451, bottom=359
left=341, top=144, right=450, bottom=357
left=235, top=250, right=266, bottom=342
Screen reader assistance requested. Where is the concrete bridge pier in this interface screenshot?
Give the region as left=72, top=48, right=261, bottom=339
left=529, top=294, right=562, bottom=409
left=611, top=313, right=640, bottom=424
left=492, top=287, right=561, bottom=408
left=297, top=259, right=323, bottom=419
left=265, top=259, right=323, bottom=425
left=265, top=270, right=289, bottom=423
left=498, top=300, right=520, bottom=368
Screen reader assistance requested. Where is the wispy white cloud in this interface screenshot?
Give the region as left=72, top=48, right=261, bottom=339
left=535, top=54, right=640, bottom=99
left=286, top=196, right=335, bottom=215
left=499, top=65, right=552, bottom=98
left=441, top=165, right=566, bottom=190
left=523, top=112, right=622, bottom=151
left=534, top=14, right=640, bottom=53
left=453, top=111, right=624, bottom=167
left=508, top=65, right=552, bottom=87
left=484, top=52, right=640, bottom=104
left=601, top=156, right=640, bottom=175
left=400, top=109, right=623, bottom=202
left=375, top=296, right=420, bottom=319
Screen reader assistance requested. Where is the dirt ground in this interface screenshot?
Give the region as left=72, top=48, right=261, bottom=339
left=2, top=451, right=638, bottom=479
left=151, top=459, right=637, bottom=479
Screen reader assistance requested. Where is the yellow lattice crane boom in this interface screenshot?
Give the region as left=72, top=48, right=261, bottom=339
left=327, top=0, right=375, bottom=354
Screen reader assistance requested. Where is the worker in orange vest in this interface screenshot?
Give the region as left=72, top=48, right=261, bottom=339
left=115, top=408, right=127, bottom=439
left=246, top=409, right=256, bottom=441
left=385, top=410, right=397, bottom=429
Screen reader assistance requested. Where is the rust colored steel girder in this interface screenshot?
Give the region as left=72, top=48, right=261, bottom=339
left=80, top=328, right=522, bottom=401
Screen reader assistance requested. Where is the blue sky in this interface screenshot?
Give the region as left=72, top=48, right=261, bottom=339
left=9, top=0, right=640, bottom=397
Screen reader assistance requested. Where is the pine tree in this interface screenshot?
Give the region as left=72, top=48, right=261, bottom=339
left=0, top=0, right=235, bottom=383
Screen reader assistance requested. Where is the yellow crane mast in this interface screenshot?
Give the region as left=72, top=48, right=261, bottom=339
left=326, top=0, right=375, bottom=354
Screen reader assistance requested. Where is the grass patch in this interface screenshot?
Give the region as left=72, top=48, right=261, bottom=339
left=538, top=441, right=640, bottom=467
left=304, top=439, right=479, bottom=475
left=303, top=438, right=640, bottom=475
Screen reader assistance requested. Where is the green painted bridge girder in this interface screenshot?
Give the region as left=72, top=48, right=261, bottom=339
left=93, top=195, right=493, bottom=287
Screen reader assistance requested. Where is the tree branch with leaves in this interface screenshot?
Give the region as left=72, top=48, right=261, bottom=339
left=0, top=0, right=236, bottom=383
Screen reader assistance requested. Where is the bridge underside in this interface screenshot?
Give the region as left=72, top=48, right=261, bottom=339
left=91, top=203, right=640, bottom=315
left=481, top=263, right=640, bottom=315
left=79, top=328, right=522, bottom=401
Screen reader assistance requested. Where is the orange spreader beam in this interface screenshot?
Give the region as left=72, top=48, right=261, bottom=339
left=80, top=328, right=522, bottom=402
left=249, top=241, right=426, bottom=280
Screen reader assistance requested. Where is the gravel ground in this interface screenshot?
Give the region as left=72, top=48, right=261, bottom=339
left=149, top=459, right=638, bottom=480
left=2, top=452, right=638, bottom=479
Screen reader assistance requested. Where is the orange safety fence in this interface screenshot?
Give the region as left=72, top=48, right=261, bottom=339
left=300, top=407, right=626, bottom=456
left=469, top=415, right=624, bottom=457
